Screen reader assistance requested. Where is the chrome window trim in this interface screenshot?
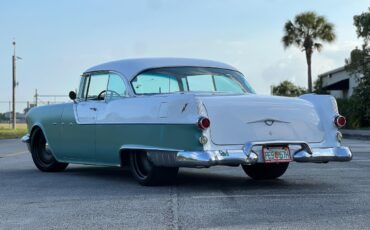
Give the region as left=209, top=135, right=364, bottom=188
left=129, top=66, right=250, bottom=96
left=82, top=70, right=135, bottom=100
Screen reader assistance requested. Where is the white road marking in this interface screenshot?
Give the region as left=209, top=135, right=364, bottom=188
left=2, top=151, right=28, bottom=158
left=192, top=192, right=358, bottom=199
left=352, top=159, right=370, bottom=162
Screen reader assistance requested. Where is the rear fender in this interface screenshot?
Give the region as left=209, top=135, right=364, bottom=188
left=299, top=94, right=340, bottom=148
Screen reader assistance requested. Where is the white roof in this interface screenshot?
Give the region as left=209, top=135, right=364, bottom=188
left=84, top=57, right=238, bottom=80
left=318, top=66, right=346, bottom=78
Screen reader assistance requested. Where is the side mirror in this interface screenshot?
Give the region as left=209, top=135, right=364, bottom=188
left=69, top=91, right=77, bottom=101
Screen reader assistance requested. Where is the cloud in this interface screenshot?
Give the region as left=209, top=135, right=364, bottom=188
left=257, top=40, right=359, bottom=94
left=261, top=51, right=307, bottom=87
left=324, top=40, right=360, bottom=53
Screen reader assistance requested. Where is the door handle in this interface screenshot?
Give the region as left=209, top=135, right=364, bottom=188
left=90, top=107, right=97, bottom=111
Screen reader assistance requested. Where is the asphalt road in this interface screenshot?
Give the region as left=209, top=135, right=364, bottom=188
left=0, top=139, right=370, bottom=229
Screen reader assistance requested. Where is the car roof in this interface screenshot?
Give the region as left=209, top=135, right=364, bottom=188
left=84, top=57, right=239, bottom=81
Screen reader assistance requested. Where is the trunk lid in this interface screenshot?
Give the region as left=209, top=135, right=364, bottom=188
left=200, top=94, right=324, bottom=145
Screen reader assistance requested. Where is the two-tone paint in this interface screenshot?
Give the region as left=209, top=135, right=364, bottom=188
left=23, top=58, right=352, bottom=168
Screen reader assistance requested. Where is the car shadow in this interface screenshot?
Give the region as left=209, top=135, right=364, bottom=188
left=8, top=165, right=333, bottom=195
left=175, top=169, right=323, bottom=191
left=61, top=165, right=330, bottom=192
left=63, top=165, right=136, bottom=184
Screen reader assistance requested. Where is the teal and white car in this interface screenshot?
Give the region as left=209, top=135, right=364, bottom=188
left=22, top=58, right=352, bottom=185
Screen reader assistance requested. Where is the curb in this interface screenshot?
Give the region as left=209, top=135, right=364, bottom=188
left=342, top=131, right=370, bottom=141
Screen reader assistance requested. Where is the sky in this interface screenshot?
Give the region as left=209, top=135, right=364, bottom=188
left=0, top=0, right=369, bottom=112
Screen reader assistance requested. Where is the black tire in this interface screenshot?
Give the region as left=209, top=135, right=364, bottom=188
left=30, top=128, right=68, bottom=172
left=129, top=151, right=178, bottom=186
left=242, top=163, right=289, bottom=180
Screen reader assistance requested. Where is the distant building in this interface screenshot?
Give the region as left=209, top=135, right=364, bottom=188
left=3, top=112, right=26, bottom=122
left=24, top=103, right=36, bottom=114
left=318, top=66, right=362, bottom=99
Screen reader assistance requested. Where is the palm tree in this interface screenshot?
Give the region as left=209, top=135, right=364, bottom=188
left=282, top=11, right=336, bottom=92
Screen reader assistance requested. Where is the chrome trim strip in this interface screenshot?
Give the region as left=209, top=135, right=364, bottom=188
left=120, top=145, right=182, bottom=152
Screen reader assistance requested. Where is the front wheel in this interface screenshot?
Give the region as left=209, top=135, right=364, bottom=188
left=242, top=163, right=289, bottom=180
left=129, top=151, right=178, bottom=186
left=30, top=128, right=68, bottom=172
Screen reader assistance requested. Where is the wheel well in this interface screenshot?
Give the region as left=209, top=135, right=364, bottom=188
left=30, top=125, right=41, bottom=139
left=119, top=149, right=146, bottom=167
left=29, top=126, right=43, bottom=150
left=119, top=149, right=131, bottom=167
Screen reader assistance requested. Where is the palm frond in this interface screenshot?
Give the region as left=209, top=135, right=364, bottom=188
left=282, top=20, right=298, bottom=48
left=282, top=11, right=336, bottom=51
left=318, top=23, right=336, bottom=42
left=314, top=43, right=323, bottom=52
left=295, top=11, right=317, bottom=32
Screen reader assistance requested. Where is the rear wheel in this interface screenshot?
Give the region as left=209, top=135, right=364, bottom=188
left=30, top=128, right=68, bottom=172
left=242, top=163, right=289, bottom=180
left=129, top=151, right=178, bottom=186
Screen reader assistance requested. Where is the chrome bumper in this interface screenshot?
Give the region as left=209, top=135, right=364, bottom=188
left=21, top=134, right=31, bottom=152
left=21, top=134, right=30, bottom=143
left=147, top=141, right=352, bottom=168
left=293, top=146, right=352, bottom=163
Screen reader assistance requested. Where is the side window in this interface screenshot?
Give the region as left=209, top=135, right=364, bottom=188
left=78, top=76, right=89, bottom=100
left=106, top=73, right=127, bottom=101
left=214, top=75, right=245, bottom=93
left=86, top=74, right=109, bottom=100
left=181, top=78, right=189, bottom=91
left=187, top=75, right=215, bottom=92
left=132, top=73, right=180, bottom=94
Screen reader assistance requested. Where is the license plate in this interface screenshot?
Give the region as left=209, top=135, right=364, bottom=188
left=263, top=146, right=291, bottom=163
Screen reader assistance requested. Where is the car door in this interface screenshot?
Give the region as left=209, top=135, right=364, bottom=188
left=60, top=73, right=109, bottom=163
left=95, top=73, right=128, bottom=165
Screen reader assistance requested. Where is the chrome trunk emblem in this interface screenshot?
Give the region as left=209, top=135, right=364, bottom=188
left=264, top=120, right=274, bottom=126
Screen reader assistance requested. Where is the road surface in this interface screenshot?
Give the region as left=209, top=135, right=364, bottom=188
left=0, top=139, right=369, bottom=229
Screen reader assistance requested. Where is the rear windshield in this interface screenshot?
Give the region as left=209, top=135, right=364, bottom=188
left=131, top=67, right=255, bottom=95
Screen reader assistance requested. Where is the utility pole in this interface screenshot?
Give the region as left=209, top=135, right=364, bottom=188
left=35, top=89, right=38, bottom=106
left=8, top=101, right=11, bottom=128
left=12, top=41, right=16, bottom=129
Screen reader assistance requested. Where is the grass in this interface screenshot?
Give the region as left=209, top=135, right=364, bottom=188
left=0, top=123, right=28, bottom=140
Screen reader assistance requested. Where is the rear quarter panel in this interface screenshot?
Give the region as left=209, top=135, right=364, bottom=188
left=94, top=94, right=204, bottom=165
left=299, top=94, right=340, bottom=148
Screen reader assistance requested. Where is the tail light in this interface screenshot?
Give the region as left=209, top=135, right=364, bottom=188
left=334, top=115, right=346, bottom=128
left=198, top=117, right=210, bottom=130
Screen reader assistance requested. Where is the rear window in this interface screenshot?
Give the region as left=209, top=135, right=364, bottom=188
left=131, top=67, right=255, bottom=95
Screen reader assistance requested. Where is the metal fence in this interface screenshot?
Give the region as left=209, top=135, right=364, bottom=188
left=0, top=93, right=70, bottom=123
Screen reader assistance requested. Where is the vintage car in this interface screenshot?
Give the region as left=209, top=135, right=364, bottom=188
left=22, top=58, right=352, bottom=185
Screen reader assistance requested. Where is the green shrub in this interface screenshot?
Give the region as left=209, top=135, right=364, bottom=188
left=336, top=98, right=367, bottom=129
